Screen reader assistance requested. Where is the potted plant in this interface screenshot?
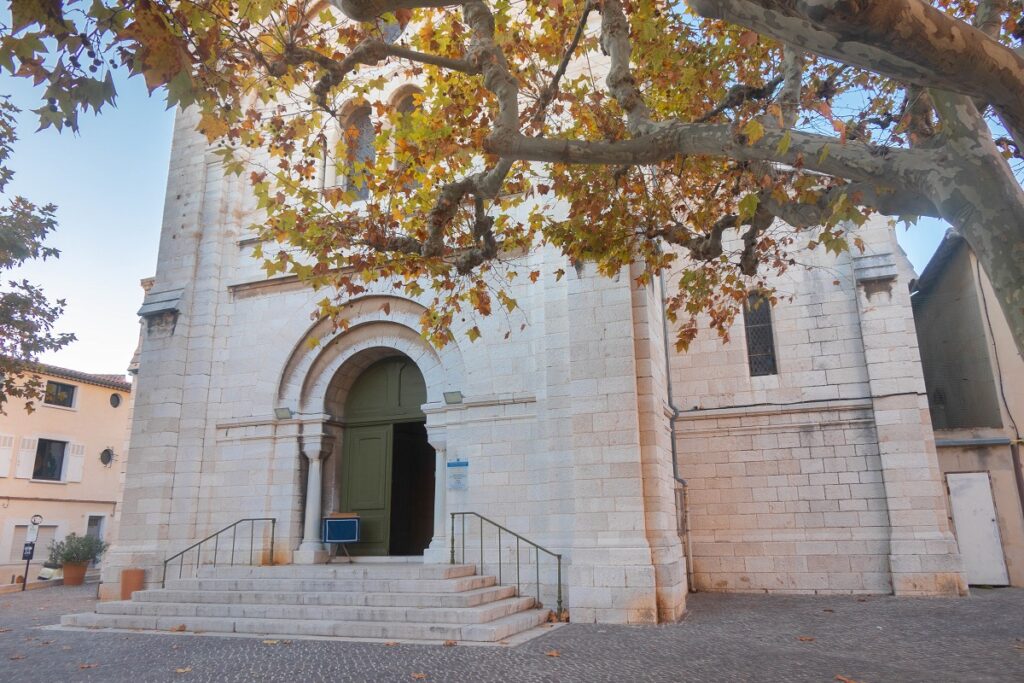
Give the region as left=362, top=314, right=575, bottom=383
left=47, top=534, right=108, bottom=586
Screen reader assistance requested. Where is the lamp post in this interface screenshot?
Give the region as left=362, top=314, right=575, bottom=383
left=22, top=514, right=42, bottom=592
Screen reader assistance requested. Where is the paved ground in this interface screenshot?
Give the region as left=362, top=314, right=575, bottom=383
left=1, top=584, right=1022, bottom=682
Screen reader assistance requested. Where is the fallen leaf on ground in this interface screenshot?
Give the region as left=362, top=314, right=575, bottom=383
left=442, top=640, right=457, bottom=647
left=9, top=654, right=25, bottom=660
left=835, top=676, right=863, bottom=683
left=79, top=663, right=98, bottom=669
left=797, top=636, right=816, bottom=642
left=546, top=650, right=561, bottom=657
left=384, top=641, right=399, bottom=647
left=169, top=624, right=187, bottom=632
left=175, top=667, right=192, bottom=674
left=262, top=640, right=280, bottom=645
left=0, top=628, right=11, bottom=633
left=410, top=674, right=427, bottom=680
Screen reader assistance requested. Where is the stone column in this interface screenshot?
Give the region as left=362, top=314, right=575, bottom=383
left=294, top=433, right=333, bottom=564
left=853, top=249, right=966, bottom=596
left=424, top=426, right=449, bottom=564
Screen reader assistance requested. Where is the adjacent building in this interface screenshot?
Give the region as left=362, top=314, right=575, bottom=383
left=0, top=364, right=132, bottom=583
left=912, top=231, right=1024, bottom=586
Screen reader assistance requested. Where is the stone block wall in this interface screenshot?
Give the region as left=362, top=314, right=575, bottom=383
left=671, top=217, right=966, bottom=595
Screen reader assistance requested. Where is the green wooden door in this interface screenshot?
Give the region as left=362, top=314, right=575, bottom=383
left=337, top=356, right=427, bottom=556
left=341, top=424, right=393, bottom=556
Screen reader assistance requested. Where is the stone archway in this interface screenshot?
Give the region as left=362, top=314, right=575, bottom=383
left=276, top=295, right=466, bottom=564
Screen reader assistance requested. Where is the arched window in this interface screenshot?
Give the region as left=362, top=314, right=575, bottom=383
left=330, top=105, right=373, bottom=201
left=392, top=90, right=421, bottom=189
left=743, top=292, right=778, bottom=376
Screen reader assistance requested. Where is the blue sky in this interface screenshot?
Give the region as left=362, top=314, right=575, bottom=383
left=1, top=73, right=949, bottom=374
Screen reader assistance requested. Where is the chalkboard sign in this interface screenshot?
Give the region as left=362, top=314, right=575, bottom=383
left=322, top=517, right=360, bottom=544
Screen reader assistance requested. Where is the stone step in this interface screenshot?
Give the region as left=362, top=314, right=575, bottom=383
left=96, top=596, right=536, bottom=624
left=133, top=584, right=518, bottom=609
left=194, top=563, right=477, bottom=580
left=61, top=608, right=551, bottom=643
left=163, top=575, right=496, bottom=593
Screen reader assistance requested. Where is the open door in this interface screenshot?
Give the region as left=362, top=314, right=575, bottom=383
left=341, top=424, right=393, bottom=556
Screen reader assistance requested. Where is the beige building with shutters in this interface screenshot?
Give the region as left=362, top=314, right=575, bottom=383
left=0, top=364, right=132, bottom=583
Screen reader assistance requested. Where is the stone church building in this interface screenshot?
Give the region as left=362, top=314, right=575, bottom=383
left=92, top=93, right=968, bottom=629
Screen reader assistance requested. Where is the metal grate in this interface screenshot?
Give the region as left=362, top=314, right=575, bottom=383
left=744, top=293, right=778, bottom=376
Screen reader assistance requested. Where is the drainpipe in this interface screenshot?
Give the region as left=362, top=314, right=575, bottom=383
left=659, top=271, right=695, bottom=592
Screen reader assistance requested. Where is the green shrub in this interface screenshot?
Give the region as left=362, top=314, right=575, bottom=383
left=47, top=533, right=108, bottom=565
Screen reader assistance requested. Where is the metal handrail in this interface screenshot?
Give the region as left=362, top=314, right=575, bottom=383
left=161, top=518, right=276, bottom=588
left=449, top=511, right=563, bottom=615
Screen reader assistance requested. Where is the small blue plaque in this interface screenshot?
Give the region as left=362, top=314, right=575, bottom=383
left=322, top=517, right=360, bottom=544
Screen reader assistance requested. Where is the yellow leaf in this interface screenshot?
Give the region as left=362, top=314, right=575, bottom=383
left=742, top=119, right=765, bottom=145
left=197, top=112, right=229, bottom=142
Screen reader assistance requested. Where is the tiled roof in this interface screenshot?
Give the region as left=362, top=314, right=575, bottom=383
left=23, top=362, right=132, bottom=392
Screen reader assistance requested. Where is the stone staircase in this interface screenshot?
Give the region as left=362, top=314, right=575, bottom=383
left=61, top=560, right=551, bottom=643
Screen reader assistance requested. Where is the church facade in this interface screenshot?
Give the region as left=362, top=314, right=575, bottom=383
left=99, top=104, right=967, bottom=623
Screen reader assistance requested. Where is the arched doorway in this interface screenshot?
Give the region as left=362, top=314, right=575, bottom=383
left=339, top=356, right=435, bottom=556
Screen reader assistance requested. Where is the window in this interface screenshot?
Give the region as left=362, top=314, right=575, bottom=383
left=109, top=393, right=121, bottom=408
left=342, top=106, right=375, bottom=200
left=10, top=525, right=56, bottom=562
left=744, top=292, right=778, bottom=376
left=33, top=438, right=67, bottom=481
left=44, top=381, right=76, bottom=408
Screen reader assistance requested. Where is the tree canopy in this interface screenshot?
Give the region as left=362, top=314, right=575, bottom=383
left=3, top=0, right=1023, bottom=351
left=0, top=97, right=75, bottom=411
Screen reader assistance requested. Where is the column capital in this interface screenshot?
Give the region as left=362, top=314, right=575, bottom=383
left=300, top=433, right=334, bottom=461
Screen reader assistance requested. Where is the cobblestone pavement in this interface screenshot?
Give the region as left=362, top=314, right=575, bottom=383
left=1, top=584, right=1022, bottom=682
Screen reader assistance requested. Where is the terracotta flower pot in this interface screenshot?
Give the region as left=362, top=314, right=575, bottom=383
left=62, top=562, right=88, bottom=586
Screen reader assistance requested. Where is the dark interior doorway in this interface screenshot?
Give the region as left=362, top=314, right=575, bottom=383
left=389, top=421, right=435, bottom=555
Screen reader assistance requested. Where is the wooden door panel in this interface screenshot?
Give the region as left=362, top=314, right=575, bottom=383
left=341, top=424, right=392, bottom=555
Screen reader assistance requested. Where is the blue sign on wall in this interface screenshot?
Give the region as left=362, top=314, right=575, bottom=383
left=322, top=517, right=360, bottom=544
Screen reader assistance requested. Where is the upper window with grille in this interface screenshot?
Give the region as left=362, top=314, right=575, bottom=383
left=744, top=292, right=778, bottom=377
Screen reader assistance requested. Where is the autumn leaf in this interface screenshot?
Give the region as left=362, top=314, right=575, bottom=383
left=262, top=639, right=280, bottom=645
left=546, top=650, right=561, bottom=657
left=741, top=119, right=765, bottom=145
left=834, top=676, right=863, bottom=683
left=79, top=663, right=99, bottom=669
left=442, top=640, right=457, bottom=647
left=797, top=636, right=816, bottom=642
left=175, top=667, right=192, bottom=674
left=169, top=624, right=187, bottom=632
left=737, top=31, right=758, bottom=47
left=410, top=674, right=427, bottom=680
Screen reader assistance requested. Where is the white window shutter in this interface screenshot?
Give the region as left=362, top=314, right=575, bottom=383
left=66, top=443, right=85, bottom=482
left=15, top=437, right=37, bottom=479
left=0, top=434, right=13, bottom=477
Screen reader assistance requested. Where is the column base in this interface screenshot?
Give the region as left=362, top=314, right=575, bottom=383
left=293, top=543, right=329, bottom=565
left=889, top=535, right=968, bottom=596
left=423, top=536, right=450, bottom=564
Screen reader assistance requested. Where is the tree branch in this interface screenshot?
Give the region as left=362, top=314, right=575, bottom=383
left=533, top=0, right=593, bottom=125
left=686, top=0, right=1024, bottom=135
left=780, top=45, right=803, bottom=128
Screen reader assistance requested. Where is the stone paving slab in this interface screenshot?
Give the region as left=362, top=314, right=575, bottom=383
left=2, top=584, right=1023, bottom=682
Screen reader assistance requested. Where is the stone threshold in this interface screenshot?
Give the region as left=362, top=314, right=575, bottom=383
left=40, top=621, right=565, bottom=647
